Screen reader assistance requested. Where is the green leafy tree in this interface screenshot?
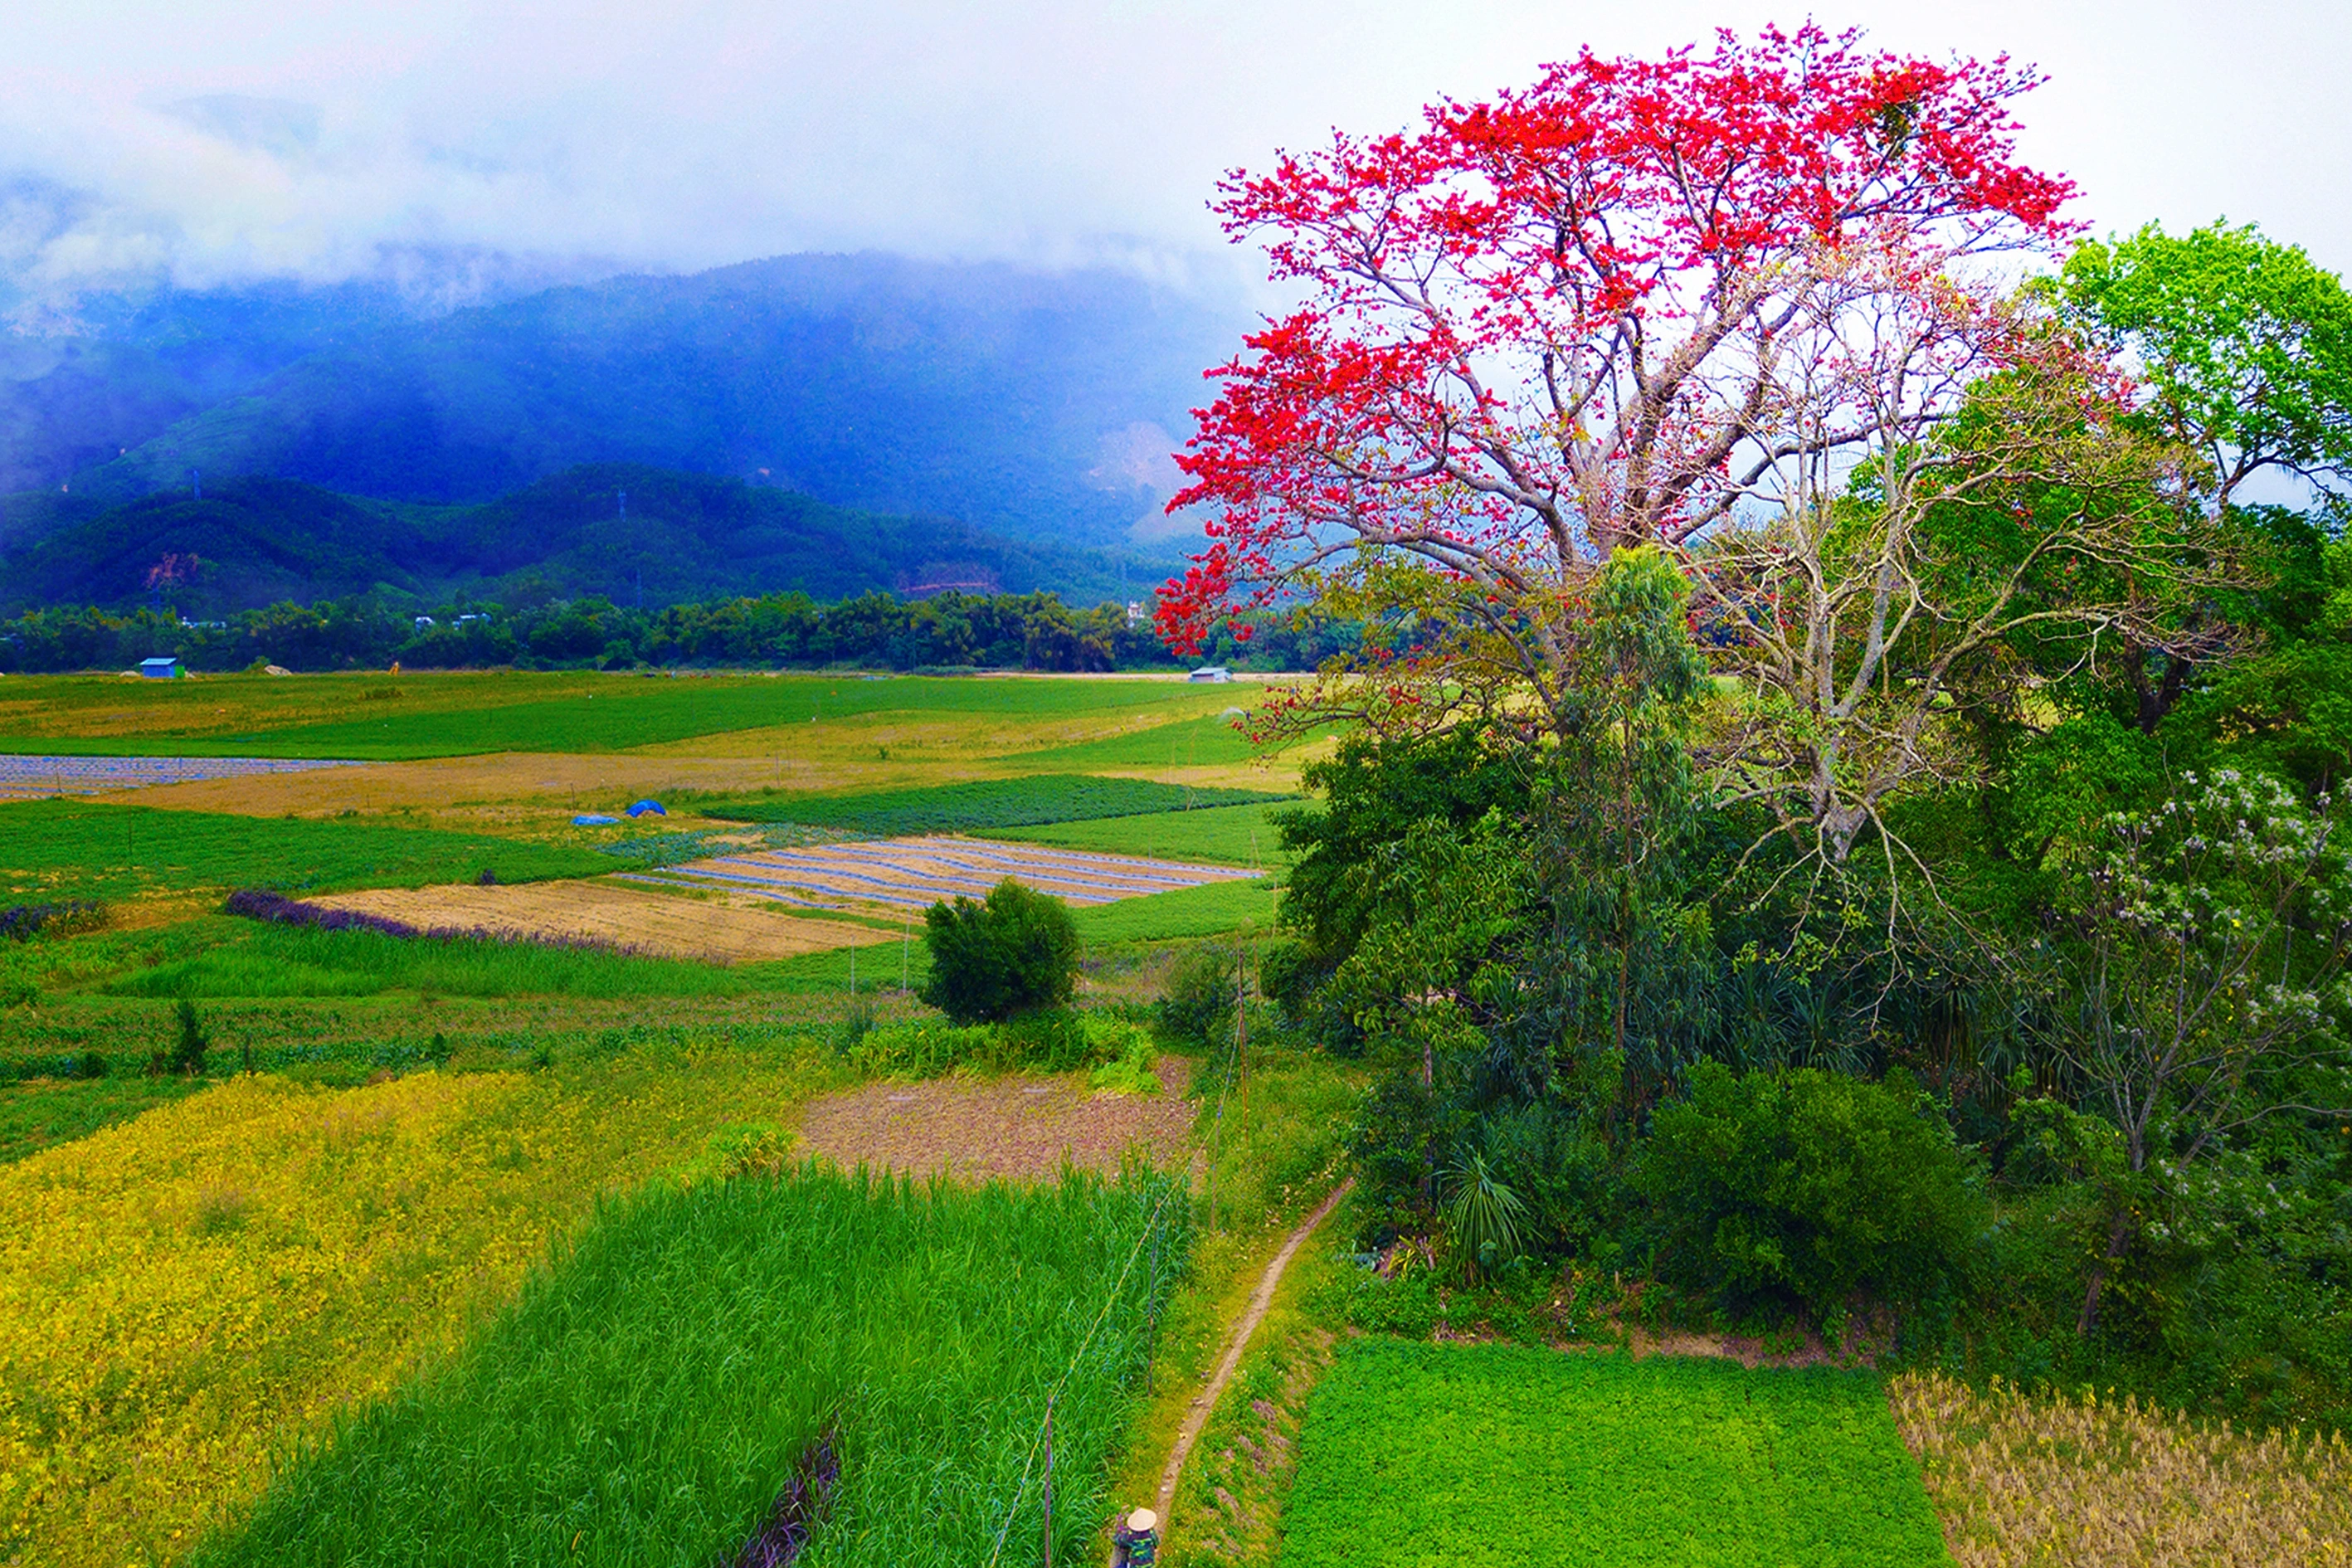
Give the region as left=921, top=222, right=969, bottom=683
left=1536, top=547, right=1714, bottom=1102
left=918, top=878, right=1079, bottom=1025
left=2038, top=768, right=2352, bottom=1332
left=1641, top=1061, right=1987, bottom=1327
left=2064, top=222, right=2352, bottom=507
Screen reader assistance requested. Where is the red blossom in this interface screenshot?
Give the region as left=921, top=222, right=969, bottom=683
left=1157, top=24, right=2076, bottom=656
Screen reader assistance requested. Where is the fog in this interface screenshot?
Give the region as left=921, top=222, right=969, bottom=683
left=3, top=0, right=2348, bottom=307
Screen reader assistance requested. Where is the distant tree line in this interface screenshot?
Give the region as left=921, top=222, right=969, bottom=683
left=0, top=588, right=1357, bottom=675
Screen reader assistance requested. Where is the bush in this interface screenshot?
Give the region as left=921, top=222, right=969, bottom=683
left=918, top=878, right=1079, bottom=1025
left=149, top=999, right=211, bottom=1078
left=1158, top=944, right=1237, bottom=1045
left=1639, top=1062, right=1985, bottom=1328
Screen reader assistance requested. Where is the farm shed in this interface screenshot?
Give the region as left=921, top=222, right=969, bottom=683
left=139, top=657, right=183, bottom=679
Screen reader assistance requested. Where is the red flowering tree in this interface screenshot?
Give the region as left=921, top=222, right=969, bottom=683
left=1164, top=27, right=2224, bottom=870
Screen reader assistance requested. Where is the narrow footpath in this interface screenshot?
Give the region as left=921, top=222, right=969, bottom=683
left=1152, top=1177, right=1356, bottom=1531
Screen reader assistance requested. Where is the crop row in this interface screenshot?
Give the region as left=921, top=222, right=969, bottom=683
left=703, top=772, right=1291, bottom=836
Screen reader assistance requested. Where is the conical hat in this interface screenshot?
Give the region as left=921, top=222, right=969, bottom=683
left=1127, top=1508, right=1158, bottom=1532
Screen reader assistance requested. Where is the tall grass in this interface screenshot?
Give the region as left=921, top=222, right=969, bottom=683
left=197, top=1166, right=1191, bottom=1568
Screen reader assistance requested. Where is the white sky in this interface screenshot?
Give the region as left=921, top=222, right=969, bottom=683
left=2, top=0, right=2347, bottom=300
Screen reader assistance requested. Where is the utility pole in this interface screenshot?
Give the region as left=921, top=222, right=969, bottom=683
left=1041, top=1395, right=1055, bottom=1568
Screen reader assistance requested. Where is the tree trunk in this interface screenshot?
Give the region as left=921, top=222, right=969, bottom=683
left=2077, top=1205, right=2135, bottom=1337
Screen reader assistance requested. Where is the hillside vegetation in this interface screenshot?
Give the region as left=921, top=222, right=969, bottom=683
left=0, top=464, right=1131, bottom=616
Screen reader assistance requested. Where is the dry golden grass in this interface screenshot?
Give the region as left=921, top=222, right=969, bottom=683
left=127, top=751, right=836, bottom=824
left=1892, top=1370, right=2352, bottom=1566
left=306, top=878, right=893, bottom=962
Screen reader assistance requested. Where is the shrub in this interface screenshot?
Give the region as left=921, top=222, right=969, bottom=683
left=1639, top=1062, right=1985, bottom=1328
left=149, top=999, right=211, bottom=1078
left=918, top=878, right=1078, bottom=1025
left=1158, top=944, right=1238, bottom=1045
left=0, top=899, right=106, bottom=942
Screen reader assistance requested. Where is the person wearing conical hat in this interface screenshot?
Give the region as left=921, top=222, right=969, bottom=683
left=1111, top=1507, right=1159, bottom=1567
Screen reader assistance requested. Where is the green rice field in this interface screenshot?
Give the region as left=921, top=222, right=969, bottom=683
left=0, top=670, right=1254, bottom=760
left=196, top=1166, right=1188, bottom=1568
left=980, top=800, right=1289, bottom=868
left=1279, top=1340, right=1949, bottom=1567
left=0, top=799, right=610, bottom=900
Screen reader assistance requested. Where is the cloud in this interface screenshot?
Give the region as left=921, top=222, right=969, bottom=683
left=0, top=0, right=2347, bottom=309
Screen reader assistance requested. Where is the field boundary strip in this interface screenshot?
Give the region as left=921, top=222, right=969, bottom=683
left=0, top=754, right=360, bottom=799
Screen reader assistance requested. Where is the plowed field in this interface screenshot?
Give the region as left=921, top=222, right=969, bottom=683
left=306, top=878, right=889, bottom=962
left=796, top=1055, right=1197, bottom=1182
left=642, top=834, right=1254, bottom=913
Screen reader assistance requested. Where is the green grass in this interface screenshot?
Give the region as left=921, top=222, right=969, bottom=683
left=704, top=773, right=1290, bottom=835
left=0, top=671, right=1229, bottom=759
left=1008, top=712, right=1268, bottom=770
left=0, top=1075, right=202, bottom=1164
left=1071, top=879, right=1281, bottom=944
left=196, top=1166, right=1189, bottom=1568
left=981, top=801, right=1289, bottom=868
left=99, top=922, right=796, bottom=1001
left=1279, top=1340, right=1949, bottom=1567
left=0, top=799, right=609, bottom=900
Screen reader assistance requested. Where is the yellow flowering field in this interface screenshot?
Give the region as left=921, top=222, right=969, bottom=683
left=0, top=1048, right=829, bottom=1568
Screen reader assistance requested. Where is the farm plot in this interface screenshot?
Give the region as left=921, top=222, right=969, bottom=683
left=1278, top=1340, right=1948, bottom=1567
left=193, top=1167, right=1189, bottom=1568
left=0, top=753, right=358, bottom=801
left=640, top=834, right=1257, bottom=913
left=0, top=797, right=610, bottom=902
left=304, top=877, right=889, bottom=964
left=0, top=1046, right=832, bottom=1568
left=796, top=1055, right=1196, bottom=1183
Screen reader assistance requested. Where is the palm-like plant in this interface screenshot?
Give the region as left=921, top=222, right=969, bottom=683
left=1441, top=1152, right=1528, bottom=1283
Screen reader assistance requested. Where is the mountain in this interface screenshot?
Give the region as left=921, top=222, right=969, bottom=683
left=0, top=464, right=1133, bottom=616
left=10, top=253, right=1239, bottom=551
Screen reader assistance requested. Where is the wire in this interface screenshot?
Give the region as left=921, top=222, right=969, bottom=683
left=983, top=1178, right=1181, bottom=1568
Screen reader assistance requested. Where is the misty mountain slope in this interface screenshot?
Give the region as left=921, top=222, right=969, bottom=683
left=0, top=464, right=1126, bottom=615
left=0, top=276, right=481, bottom=494
left=68, top=254, right=1237, bottom=548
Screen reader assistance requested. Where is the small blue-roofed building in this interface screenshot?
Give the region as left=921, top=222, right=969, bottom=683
left=139, top=657, right=183, bottom=679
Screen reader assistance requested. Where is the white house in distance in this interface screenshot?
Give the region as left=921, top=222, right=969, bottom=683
left=1188, top=665, right=1231, bottom=683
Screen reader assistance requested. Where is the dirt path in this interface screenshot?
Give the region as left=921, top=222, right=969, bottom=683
left=1152, top=1178, right=1354, bottom=1530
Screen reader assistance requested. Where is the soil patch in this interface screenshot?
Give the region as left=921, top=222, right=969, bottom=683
left=654, top=835, right=1254, bottom=913
left=794, top=1055, right=1196, bottom=1182
left=304, top=879, right=889, bottom=963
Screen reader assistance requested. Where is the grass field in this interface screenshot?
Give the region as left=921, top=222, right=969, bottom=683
left=703, top=772, right=1291, bottom=835
left=100, top=918, right=821, bottom=1001
left=197, top=1166, right=1186, bottom=1568
left=0, top=799, right=610, bottom=901
left=1279, top=1340, right=1948, bottom=1567
left=983, top=801, right=1290, bottom=868
left=0, top=1046, right=841, bottom=1568
left=0, top=670, right=1254, bottom=760
left=1071, top=879, right=1281, bottom=943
